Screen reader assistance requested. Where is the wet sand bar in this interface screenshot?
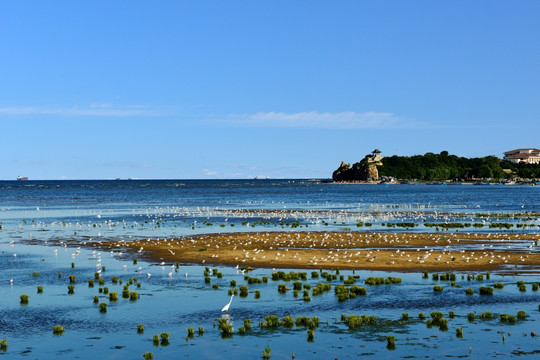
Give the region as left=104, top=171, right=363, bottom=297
left=90, top=231, right=540, bottom=273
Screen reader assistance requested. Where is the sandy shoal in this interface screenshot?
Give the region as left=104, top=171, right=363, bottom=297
left=90, top=231, right=540, bottom=273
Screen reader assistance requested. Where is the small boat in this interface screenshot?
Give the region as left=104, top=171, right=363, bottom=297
left=17, top=176, right=28, bottom=181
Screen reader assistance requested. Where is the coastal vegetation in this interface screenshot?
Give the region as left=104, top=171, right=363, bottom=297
left=52, top=325, right=65, bottom=335
left=386, top=335, right=396, bottom=350
left=479, top=286, right=494, bottom=295
left=334, top=151, right=540, bottom=181
left=99, top=302, right=107, bottom=313
left=160, top=332, right=170, bottom=345
left=262, top=345, right=271, bottom=359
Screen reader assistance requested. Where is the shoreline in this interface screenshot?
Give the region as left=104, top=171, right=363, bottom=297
left=328, top=180, right=537, bottom=186
left=83, top=231, right=540, bottom=274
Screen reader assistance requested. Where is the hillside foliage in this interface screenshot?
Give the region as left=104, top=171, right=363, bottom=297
left=338, top=151, right=539, bottom=181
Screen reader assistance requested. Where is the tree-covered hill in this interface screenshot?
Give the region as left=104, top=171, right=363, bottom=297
left=334, top=151, right=540, bottom=181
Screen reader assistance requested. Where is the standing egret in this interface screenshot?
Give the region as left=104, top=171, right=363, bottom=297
left=221, top=295, right=234, bottom=312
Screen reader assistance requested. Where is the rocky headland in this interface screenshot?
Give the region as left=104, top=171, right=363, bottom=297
left=332, top=149, right=383, bottom=182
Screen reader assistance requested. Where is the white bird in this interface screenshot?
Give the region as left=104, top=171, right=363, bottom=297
left=221, top=295, right=234, bottom=312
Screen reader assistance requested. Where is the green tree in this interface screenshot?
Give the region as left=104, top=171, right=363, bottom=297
left=476, top=164, right=493, bottom=179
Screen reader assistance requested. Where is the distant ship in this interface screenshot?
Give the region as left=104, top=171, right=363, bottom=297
left=17, top=176, right=28, bottom=181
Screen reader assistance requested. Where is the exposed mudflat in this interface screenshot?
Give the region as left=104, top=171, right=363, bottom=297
left=88, top=231, right=540, bottom=273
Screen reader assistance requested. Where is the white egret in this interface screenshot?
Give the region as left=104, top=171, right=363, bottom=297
left=221, top=295, right=234, bottom=312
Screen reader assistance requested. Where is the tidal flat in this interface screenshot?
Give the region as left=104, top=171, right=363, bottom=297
left=0, top=180, right=539, bottom=358
left=1, top=241, right=540, bottom=359
left=88, top=231, right=540, bottom=273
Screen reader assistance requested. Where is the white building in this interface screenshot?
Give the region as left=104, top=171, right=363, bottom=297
left=503, top=148, right=540, bottom=164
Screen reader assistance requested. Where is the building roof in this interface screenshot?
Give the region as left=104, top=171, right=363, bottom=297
left=505, top=153, right=540, bottom=159
left=503, top=148, right=540, bottom=155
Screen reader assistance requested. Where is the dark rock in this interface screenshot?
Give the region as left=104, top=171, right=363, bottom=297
left=333, top=150, right=383, bottom=181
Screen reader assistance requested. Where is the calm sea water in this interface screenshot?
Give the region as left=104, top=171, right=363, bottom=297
left=1, top=180, right=538, bottom=242
left=0, top=180, right=539, bottom=359
left=1, top=179, right=538, bottom=212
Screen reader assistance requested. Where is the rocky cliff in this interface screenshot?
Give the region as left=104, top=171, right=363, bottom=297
left=332, top=155, right=383, bottom=181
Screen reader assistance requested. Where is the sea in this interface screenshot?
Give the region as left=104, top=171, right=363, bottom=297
left=0, top=180, right=539, bottom=359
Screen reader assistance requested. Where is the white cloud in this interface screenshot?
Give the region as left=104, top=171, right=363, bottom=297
left=0, top=104, right=167, bottom=117
left=219, top=111, right=417, bottom=129
left=202, top=169, right=218, bottom=176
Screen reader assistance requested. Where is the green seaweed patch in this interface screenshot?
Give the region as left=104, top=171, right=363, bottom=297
left=99, top=302, right=107, bottom=313
left=52, top=325, right=65, bottom=335
left=386, top=335, right=396, bottom=350
left=341, top=314, right=377, bottom=330
left=479, top=286, right=493, bottom=295
left=365, top=277, right=401, bottom=285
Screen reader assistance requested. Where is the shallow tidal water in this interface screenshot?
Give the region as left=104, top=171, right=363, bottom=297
left=1, top=242, right=539, bottom=359
left=0, top=180, right=539, bottom=359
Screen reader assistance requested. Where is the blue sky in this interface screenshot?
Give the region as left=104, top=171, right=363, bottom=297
left=1, top=1, right=538, bottom=179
